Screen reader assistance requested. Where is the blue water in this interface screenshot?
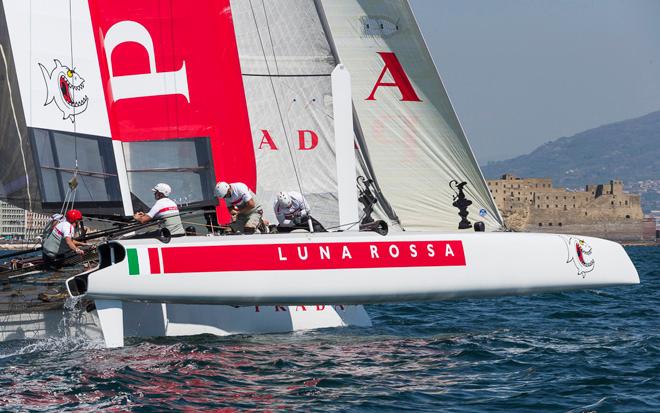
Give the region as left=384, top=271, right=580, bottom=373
left=0, top=246, right=658, bottom=412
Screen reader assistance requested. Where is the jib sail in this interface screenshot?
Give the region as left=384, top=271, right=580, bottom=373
left=317, top=0, right=503, bottom=231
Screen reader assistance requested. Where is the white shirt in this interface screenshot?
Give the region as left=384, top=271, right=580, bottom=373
left=147, top=197, right=180, bottom=219
left=227, top=183, right=253, bottom=209
left=274, top=191, right=310, bottom=226
left=52, top=221, right=74, bottom=238
left=42, top=221, right=75, bottom=257
left=147, top=197, right=184, bottom=235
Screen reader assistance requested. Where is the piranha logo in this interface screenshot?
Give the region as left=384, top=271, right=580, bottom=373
left=563, top=236, right=595, bottom=277
left=38, top=59, right=88, bottom=121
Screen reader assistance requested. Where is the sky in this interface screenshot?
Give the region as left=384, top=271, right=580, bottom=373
left=409, top=0, right=660, bottom=163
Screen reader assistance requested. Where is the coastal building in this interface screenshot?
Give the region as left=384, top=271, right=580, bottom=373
left=486, top=174, right=645, bottom=241
left=0, top=201, right=51, bottom=241
left=0, top=201, right=26, bottom=240
left=25, top=210, right=51, bottom=240
left=648, top=210, right=660, bottom=239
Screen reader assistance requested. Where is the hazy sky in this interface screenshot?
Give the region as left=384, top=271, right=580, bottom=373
left=409, top=0, right=660, bottom=163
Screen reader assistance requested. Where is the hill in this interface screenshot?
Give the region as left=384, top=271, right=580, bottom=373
left=481, top=110, right=660, bottom=212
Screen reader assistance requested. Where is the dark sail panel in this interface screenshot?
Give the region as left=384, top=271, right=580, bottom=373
left=29, top=128, right=123, bottom=214
left=0, top=3, right=40, bottom=211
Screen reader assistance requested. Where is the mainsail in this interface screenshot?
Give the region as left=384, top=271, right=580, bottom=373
left=0, top=0, right=500, bottom=232
left=317, top=0, right=502, bottom=231
left=2, top=0, right=255, bottom=217
left=0, top=0, right=344, bottom=227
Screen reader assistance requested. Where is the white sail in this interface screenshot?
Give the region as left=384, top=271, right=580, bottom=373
left=317, top=0, right=502, bottom=231
left=231, top=0, right=342, bottom=227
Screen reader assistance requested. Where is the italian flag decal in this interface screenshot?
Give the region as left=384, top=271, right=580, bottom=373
left=126, top=248, right=161, bottom=276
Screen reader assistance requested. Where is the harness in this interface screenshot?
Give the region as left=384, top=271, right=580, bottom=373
left=52, top=222, right=73, bottom=238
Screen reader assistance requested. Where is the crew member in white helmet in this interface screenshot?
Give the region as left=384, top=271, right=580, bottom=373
left=273, top=191, right=325, bottom=232
left=214, top=181, right=264, bottom=234
left=133, top=183, right=185, bottom=237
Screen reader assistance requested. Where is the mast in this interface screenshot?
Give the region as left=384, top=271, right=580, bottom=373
left=332, top=64, right=359, bottom=230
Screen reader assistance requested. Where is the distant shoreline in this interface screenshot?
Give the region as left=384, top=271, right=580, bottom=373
left=620, top=240, right=658, bottom=247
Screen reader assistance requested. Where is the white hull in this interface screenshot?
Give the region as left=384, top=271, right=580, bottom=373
left=81, top=231, right=638, bottom=304
left=66, top=230, right=638, bottom=347
left=0, top=303, right=371, bottom=343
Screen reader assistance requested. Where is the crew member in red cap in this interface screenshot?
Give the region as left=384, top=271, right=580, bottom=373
left=42, top=209, right=86, bottom=264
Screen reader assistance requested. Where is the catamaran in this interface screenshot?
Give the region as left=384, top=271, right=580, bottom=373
left=0, top=0, right=638, bottom=347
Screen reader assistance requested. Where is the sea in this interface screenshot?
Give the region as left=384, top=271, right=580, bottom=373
left=0, top=246, right=658, bottom=412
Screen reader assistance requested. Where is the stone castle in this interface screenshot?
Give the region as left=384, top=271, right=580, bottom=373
left=486, top=174, right=645, bottom=241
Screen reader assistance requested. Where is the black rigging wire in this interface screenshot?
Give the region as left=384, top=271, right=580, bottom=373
left=68, top=0, right=77, bottom=150
left=67, top=0, right=79, bottom=211
left=260, top=0, right=280, bottom=75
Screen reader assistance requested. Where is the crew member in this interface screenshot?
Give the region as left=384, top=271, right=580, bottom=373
left=133, top=183, right=185, bottom=237
left=39, top=213, right=64, bottom=241
left=273, top=191, right=325, bottom=232
left=42, top=209, right=86, bottom=264
left=214, top=181, right=264, bottom=234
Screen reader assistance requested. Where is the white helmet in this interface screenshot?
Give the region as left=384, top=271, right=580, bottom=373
left=214, top=181, right=230, bottom=198
left=152, top=183, right=172, bottom=197
left=277, top=192, right=292, bottom=208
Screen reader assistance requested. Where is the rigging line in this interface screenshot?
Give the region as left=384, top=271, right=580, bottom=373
left=260, top=0, right=279, bottom=76
left=247, top=0, right=305, bottom=197
left=60, top=185, right=73, bottom=215
left=0, top=45, right=33, bottom=212
left=64, top=4, right=81, bottom=215
left=68, top=0, right=78, bottom=169
left=77, top=174, right=95, bottom=203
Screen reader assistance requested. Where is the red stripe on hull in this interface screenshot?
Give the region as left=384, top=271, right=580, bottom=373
left=148, top=248, right=161, bottom=274
left=161, top=240, right=466, bottom=273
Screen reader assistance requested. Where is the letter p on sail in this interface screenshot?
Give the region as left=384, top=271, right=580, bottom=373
left=103, top=21, right=189, bottom=102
